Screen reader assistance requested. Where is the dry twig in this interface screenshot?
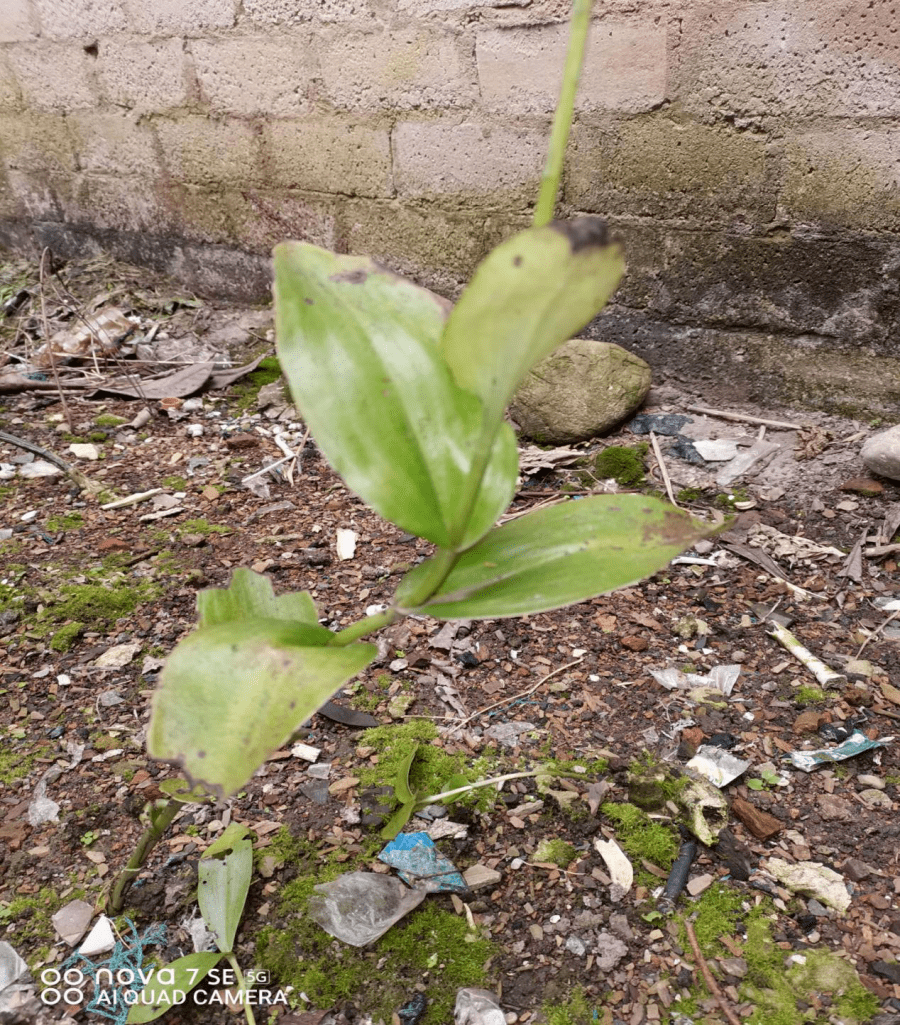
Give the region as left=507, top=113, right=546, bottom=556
left=649, top=430, right=678, bottom=507
left=445, top=657, right=584, bottom=736
left=684, top=919, right=742, bottom=1025
left=38, top=248, right=74, bottom=431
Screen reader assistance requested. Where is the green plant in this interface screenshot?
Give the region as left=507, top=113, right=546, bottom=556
left=795, top=685, right=826, bottom=705
left=80, top=830, right=99, bottom=847
left=144, top=0, right=712, bottom=802
left=747, top=769, right=783, bottom=792
left=126, top=824, right=257, bottom=1024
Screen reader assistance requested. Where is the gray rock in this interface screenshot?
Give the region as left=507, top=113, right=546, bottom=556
left=861, top=425, right=900, bottom=480
left=509, top=338, right=652, bottom=445
left=593, top=929, right=628, bottom=971
left=565, top=935, right=586, bottom=956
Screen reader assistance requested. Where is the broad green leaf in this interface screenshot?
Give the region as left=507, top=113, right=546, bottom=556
left=198, top=824, right=252, bottom=953
left=397, top=495, right=711, bottom=619
left=274, top=243, right=517, bottom=549
left=440, top=773, right=470, bottom=805
left=148, top=619, right=376, bottom=797
left=381, top=800, right=417, bottom=841
left=440, top=218, right=625, bottom=426
left=126, top=951, right=223, bottom=1023
left=392, top=744, right=419, bottom=806
left=198, top=567, right=317, bottom=627
left=159, top=777, right=216, bottom=804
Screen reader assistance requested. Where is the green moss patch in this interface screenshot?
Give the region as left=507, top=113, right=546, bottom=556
left=46, top=512, right=84, bottom=532
left=229, top=356, right=282, bottom=412
left=50, top=621, right=84, bottom=652
left=358, top=720, right=497, bottom=814
left=600, top=802, right=678, bottom=870
left=581, top=444, right=648, bottom=488
left=256, top=832, right=494, bottom=1024
left=40, top=580, right=157, bottom=629
left=178, top=518, right=231, bottom=537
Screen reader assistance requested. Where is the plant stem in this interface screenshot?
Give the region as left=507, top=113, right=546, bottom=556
left=328, top=606, right=398, bottom=646
left=107, top=799, right=181, bottom=914
left=225, top=952, right=256, bottom=1025
left=420, top=770, right=540, bottom=806
left=533, top=0, right=592, bottom=227
left=395, top=546, right=459, bottom=609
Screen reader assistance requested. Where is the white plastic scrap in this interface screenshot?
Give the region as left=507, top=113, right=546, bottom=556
left=336, top=528, right=357, bottom=561
left=27, top=770, right=61, bottom=826
left=593, top=838, right=633, bottom=900
left=686, top=745, right=751, bottom=787
left=650, top=664, right=740, bottom=696
left=79, top=916, right=116, bottom=957
left=455, top=988, right=506, bottom=1025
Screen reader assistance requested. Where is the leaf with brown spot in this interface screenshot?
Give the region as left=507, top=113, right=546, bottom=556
left=396, top=495, right=712, bottom=619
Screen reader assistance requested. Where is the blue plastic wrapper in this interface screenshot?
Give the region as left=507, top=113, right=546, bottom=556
left=788, top=730, right=893, bottom=772
left=379, top=832, right=468, bottom=893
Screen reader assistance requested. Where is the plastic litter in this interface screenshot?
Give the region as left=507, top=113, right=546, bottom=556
left=0, top=941, right=33, bottom=1016
left=398, top=992, right=428, bottom=1025
left=650, top=664, right=740, bottom=700
left=79, top=915, right=116, bottom=957
left=658, top=828, right=697, bottom=914
left=378, top=832, right=468, bottom=893
left=308, top=872, right=427, bottom=946
left=686, top=745, right=751, bottom=787
left=676, top=775, right=728, bottom=846
left=788, top=730, right=893, bottom=772
left=593, top=837, right=633, bottom=901
left=766, top=858, right=851, bottom=913
left=628, top=413, right=691, bottom=436
left=670, top=436, right=705, bottom=465
left=455, top=988, right=506, bottom=1025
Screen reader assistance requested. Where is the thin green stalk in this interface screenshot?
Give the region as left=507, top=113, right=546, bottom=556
left=328, top=606, right=398, bottom=646
left=533, top=0, right=593, bottom=227
left=225, top=953, right=256, bottom=1025
left=107, top=799, right=182, bottom=914
left=421, top=770, right=541, bottom=806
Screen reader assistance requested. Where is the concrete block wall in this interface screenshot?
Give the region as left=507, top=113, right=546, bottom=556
left=0, top=0, right=899, bottom=414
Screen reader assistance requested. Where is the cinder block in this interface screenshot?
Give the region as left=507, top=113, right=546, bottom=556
left=98, top=38, right=190, bottom=113
left=393, top=120, right=543, bottom=199
left=173, top=243, right=271, bottom=301
left=266, top=119, right=391, bottom=197
left=59, top=172, right=180, bottom=233
left=0, top=55, right=21, bottom=110
left=69, top=112, right=159, bottom=176
left=228, top=188, right=340, bottom=251
left=477, top=21, right=666, bottom=114
left=7, top=168, right=63, bottom=219
left=242, top=0, right=373, bottom=25
left=341, top=198, right=488, bottom=293
left=155, top=115, right=260, bottom=186
left=566, top=118, right=771, bottom=223
left=32, top=0, right=127, bottom=39
left=125, top=0, right=238, bottom=34
left=7, top=43, right=96, bottom=111
left=321, top=27, right=476, bottom=110
left=191, top=35, right=315, bottom=116
left=782, top=129, right=900, bottom=232
left=0, top=112, right=77, bottom=172
left=0, top=0, right=37, bottom=43
left=677, top=1, right=900, bottom=120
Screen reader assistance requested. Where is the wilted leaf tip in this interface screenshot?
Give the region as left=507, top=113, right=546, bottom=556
left=550, top=216, right=610, bottom=252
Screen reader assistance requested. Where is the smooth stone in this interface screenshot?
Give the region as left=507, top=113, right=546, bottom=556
left=861, top=426, right=900, bottom=481
left=509, top=338, right=652, bottom=445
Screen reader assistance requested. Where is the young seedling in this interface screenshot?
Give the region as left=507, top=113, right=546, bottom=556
left=126, top=824, right=257, bottom=1024
left=144, top=0, right=717, bottom=806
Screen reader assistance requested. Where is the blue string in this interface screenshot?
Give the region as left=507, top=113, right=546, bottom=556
left=59, top=919, right=167, bottom=1024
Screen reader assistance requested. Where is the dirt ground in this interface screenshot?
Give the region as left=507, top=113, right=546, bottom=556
left=2, top=254, right=900, bottom=1025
